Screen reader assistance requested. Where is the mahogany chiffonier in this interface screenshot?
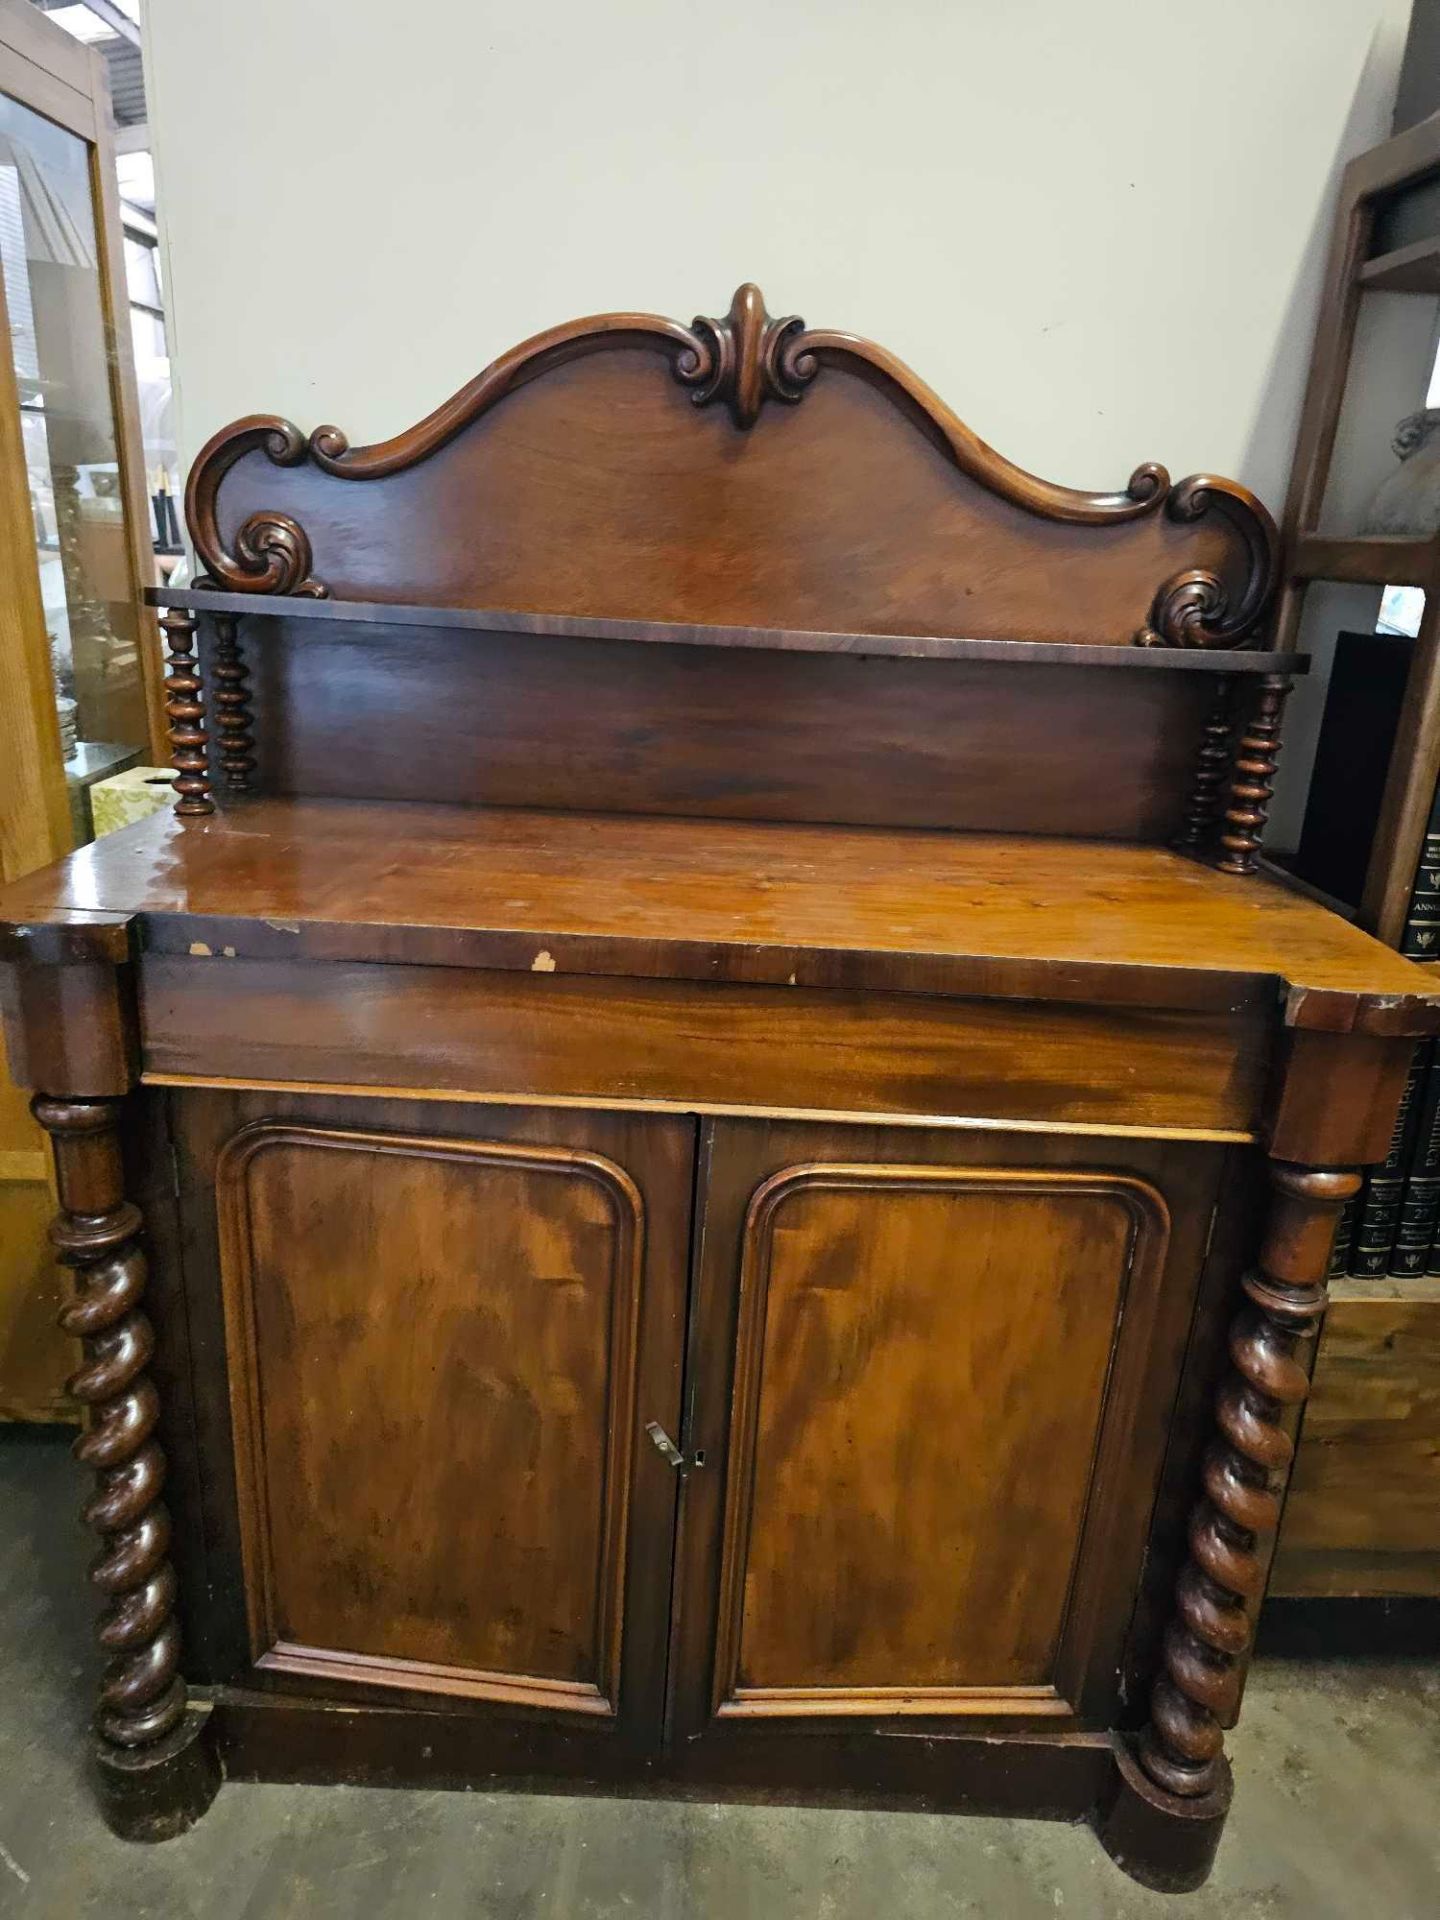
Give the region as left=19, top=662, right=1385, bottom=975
left=3, top=283, right=1436, bottom=1892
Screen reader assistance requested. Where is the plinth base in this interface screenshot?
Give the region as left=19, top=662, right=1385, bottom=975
left=1093, top=1739, right=1233, bottom=1893
left=94, top=1706, right=222, bottom=1842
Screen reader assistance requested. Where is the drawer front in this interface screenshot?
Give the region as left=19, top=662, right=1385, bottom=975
left=670, top=1119, right=1227, bottom=1746
left=140, top=954, right=1268, bottom=1135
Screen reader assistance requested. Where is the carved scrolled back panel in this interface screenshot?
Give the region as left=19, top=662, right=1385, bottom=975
left=186, top=284, right=1277, bottom=649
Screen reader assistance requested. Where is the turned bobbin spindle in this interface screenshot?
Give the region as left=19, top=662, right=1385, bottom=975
left=1174, top=678, right=1238, bottom=853
left=159, top=607, right=213, bottom=815
left=1216, top=673, right=1289, bottom=875
left=209, top=613, right=256, bottom=791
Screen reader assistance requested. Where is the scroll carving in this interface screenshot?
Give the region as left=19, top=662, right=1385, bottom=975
left=753, top=305, right=1172, bottom=526
left=33, top=1095, right=190, bottom=1753
left=181, top=282, right=1278, bottom=648
left=184, top=418, right=327, bottom=596
left=682, top=282, right=814, bottom=428
left=1134, top=478, right=1280, bottom=650
left=1135, top=1162, right=1359, bottom=1802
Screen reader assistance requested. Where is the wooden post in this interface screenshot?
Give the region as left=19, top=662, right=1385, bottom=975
left=7, top=932, right=221, bottom=1841
left=159, top=607, right=214, bottom=816
left=1097, top=1155, right=1358, bottom=1890
left=1216, top=673, right=1290, bottom=875
left=1096, top=1027, right=1412, bottom=1891
left=210, top=613, right=256, bottom=792
left=1173, top=677, right=1237, bottom=854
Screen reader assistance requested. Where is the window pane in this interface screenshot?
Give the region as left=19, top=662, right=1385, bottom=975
left=123, top=232, right=160, bottom=308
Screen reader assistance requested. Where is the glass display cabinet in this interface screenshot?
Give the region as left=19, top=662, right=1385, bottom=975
left=0, top=0, right=163, bottom=1420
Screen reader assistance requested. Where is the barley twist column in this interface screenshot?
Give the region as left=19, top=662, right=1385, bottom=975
left=33, top=1092, right=219, bottom=1839
left=1098, top=1156, right=1358, bottom=1891
left=1138, top=1164, right=1357, bottom=1795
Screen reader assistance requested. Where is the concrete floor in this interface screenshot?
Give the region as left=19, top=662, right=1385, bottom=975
left=2, top=1427, right=1437, bottom=1920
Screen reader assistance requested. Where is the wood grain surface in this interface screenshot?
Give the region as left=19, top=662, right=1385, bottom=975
left=205, top=1099, right=692, bottom=1739
left=139, top=956, right=1266, bottom=1134
left=715, top=1164, right=1162, bottom=1709
left=669, top=1119, right=1227, bottom=1748
left=149, top=585, right=1306, bottom=672
left=3, top=799, right=1437, bottom=1034
left=193, top=329, right=1269, bottom=647
left=230, top=619, right=1214, bottom=842
left=1272, top=1279, right=1440, bottom=1598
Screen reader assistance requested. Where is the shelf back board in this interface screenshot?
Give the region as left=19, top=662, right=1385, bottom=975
left=220, top=613, right=1225, bottom=838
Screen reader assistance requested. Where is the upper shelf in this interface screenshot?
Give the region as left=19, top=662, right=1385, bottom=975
left=1359, top=235, right=1440, bottom=292
left=1290, top=531, right=1435, bottom=589
left=146, top=585, right=1305, bottom=676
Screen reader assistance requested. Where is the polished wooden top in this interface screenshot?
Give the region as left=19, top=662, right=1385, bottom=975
left=2, top=799, right=1436, bottom=1035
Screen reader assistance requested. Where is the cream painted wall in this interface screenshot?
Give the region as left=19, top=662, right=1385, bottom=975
left=147, top=1, right=1410, bottom=492
left=145, top=0, right=1415, bottom=839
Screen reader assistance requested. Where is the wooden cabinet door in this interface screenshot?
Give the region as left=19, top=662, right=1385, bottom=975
left=670, top=1119, right=1225, bottom=1755
left=173, top=1090, right=692, bottom=1759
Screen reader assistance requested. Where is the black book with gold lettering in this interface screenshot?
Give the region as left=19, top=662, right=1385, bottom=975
left=1420, top=1048, right=1440, bottom=1278
left=1350, top=1045, right=1427, bottom=1275
left=1392, top=1044, right=1440, bottom=1275
left=1400, top=780, right=1440, bottom=961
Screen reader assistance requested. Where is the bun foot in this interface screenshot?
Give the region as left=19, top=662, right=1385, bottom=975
left=94, top=1706, right=222, bottom=1842
left=1093, top=1739, right=1232, bottom=1893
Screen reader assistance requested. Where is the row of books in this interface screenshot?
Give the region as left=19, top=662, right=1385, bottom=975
left=1332, top=1040, right=1440, bottom=1277
left=1335, top=777, right=1440, bottom=1276
left=1400, top=779, right=1440, bottom=963
left=1325, top=772, right=1440, bottom=1277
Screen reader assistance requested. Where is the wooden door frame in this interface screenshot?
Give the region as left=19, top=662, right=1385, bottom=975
left=0, top=232, right=69, bottom=879
left=0, top=0, right=168, bottom=796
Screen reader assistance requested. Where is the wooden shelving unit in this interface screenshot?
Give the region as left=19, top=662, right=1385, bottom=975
left=145, top=585, right=1304, bottom=674
left=1273, top=1276, right=1440, bottom=1600
left=1270, top=110, right=1440, bottom=1603
left=1290, top=531, right=1433, bottom=588
left=1276, top=112, right=1440, bottom=946
left=1358, top=234, right=1440, bottom=293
